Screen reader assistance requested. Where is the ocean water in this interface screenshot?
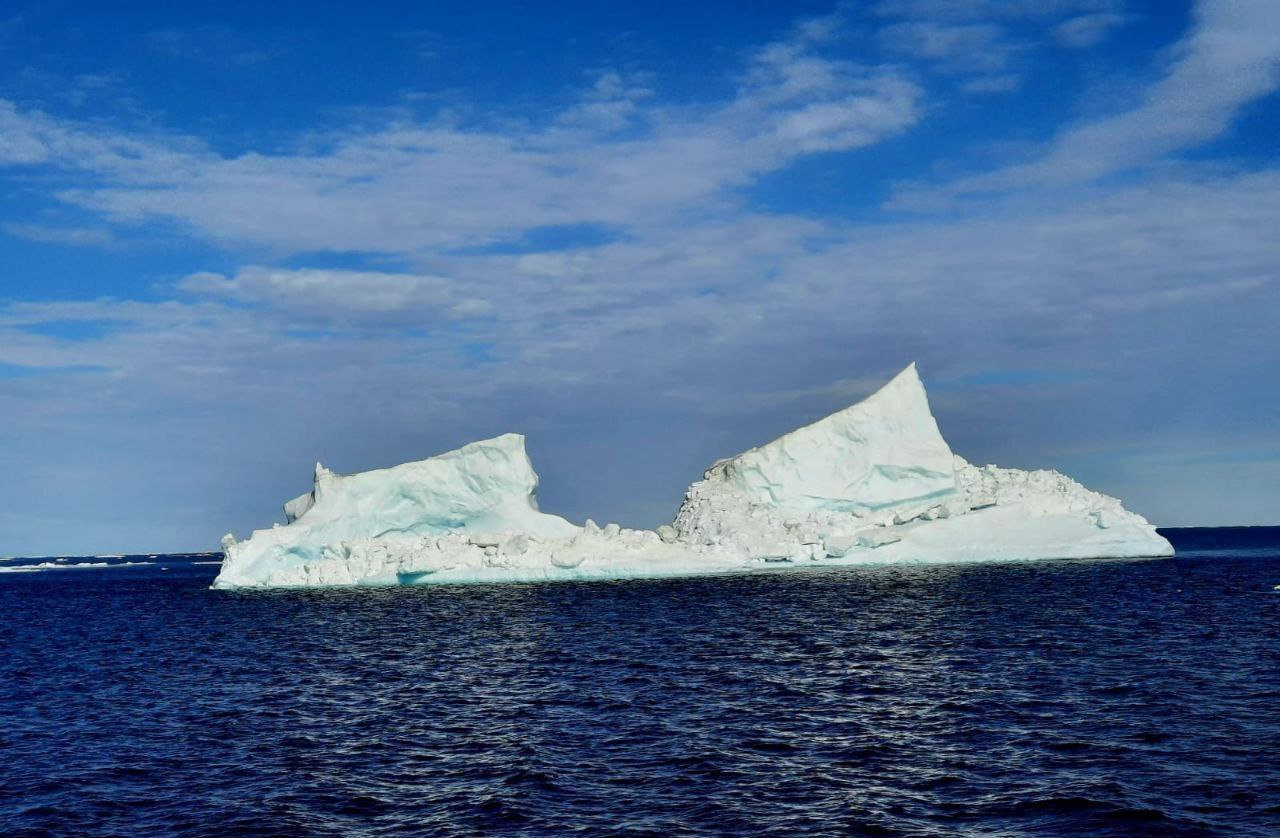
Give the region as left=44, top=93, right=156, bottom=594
left=3, top=529, right=1279, bottom=836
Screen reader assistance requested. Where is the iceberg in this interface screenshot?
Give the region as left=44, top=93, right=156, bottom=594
left=214, top=432, right=733, bottom=588
left=213, top=364, right=1172, bottom=589
left=670, top=365, right=1171, bottom=565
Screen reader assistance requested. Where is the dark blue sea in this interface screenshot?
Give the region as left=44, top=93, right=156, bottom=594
left=3, top=528, right=1279, bottom=836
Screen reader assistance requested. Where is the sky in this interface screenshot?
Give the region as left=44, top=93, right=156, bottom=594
left=1, top=0, right=1278, bottom=555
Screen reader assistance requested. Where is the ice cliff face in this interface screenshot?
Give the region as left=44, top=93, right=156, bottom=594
left=214, top=365, right=1172, bottom=589
left=674, top=364, right=957, bottom=560
left=214, top=434, right=581, bottom=588
left=703, top=364, right=956, bottom=515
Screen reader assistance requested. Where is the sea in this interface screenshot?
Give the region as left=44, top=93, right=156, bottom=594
left=2, top=527, right=1278, bottom=836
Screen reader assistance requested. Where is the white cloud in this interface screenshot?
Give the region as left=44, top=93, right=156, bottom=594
left=553, top=72, right=654, bottom=133
left=0, top=25, right=922, bottom=258
left=870, top=1, right=1125, bottom=91
left=893, top=0, right=1280, bottom=206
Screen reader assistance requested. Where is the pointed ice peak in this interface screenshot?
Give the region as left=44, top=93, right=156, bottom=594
left=710, top=362, right=956, bottom=512
left=870, top=362, right=921, bottom=401
left=802, top=362, right=930, bottom=436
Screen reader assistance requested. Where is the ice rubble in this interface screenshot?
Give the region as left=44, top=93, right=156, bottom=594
left=213, top=364, right=1172, bottom=589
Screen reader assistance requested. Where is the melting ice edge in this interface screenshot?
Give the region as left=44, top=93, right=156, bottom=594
left=215, top=364, right=1172, bottom=588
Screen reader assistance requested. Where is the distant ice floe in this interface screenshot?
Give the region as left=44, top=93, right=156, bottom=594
left=214, top=364, right=1173, bottom=589
left=0, top=560, right=156, bottom=573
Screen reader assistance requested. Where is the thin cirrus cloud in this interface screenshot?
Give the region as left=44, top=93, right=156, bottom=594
left=871, top=0, right=1128, bottom=91
left=876, top=22, right=1018, bottom=75
left=1054, top=12, right=1129, bottom=48
left=181, top=268, right=493, bottom=322
left=1, top=24, right=922, bottom=257
left=873, top=0, right=1124, bottom=22
left=891, top=0, right=1280, bottom=207
left=2, top=222, right=113, bottom=246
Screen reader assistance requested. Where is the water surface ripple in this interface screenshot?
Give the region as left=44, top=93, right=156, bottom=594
left=3, top=531, right=1279, bottom=836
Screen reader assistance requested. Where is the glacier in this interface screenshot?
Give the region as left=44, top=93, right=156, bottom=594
left=213, top=364, right=1172, bottom=589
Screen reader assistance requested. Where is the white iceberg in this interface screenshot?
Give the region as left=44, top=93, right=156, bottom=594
left=213, top=364, right=1172, bottom=589
left=671, top=364, right=1172, bottom=564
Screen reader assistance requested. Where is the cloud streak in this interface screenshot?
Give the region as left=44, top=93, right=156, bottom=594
left=892, top=0, right=1280, bottom=206
left=1, top=25, right=922, bottom=257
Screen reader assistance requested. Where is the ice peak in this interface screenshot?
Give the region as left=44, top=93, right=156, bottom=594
left=782, top=363, right=933, bottom=440
left=699, top=363, right=956, bottom=514
left=877, top=362, right=921, bottom=398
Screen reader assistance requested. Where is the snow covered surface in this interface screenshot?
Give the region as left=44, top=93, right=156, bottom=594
left=213, top=365, right=1172, bottom=589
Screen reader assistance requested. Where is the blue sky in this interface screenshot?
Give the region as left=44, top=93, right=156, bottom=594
left=2, top=0, right=1278, bottom=555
